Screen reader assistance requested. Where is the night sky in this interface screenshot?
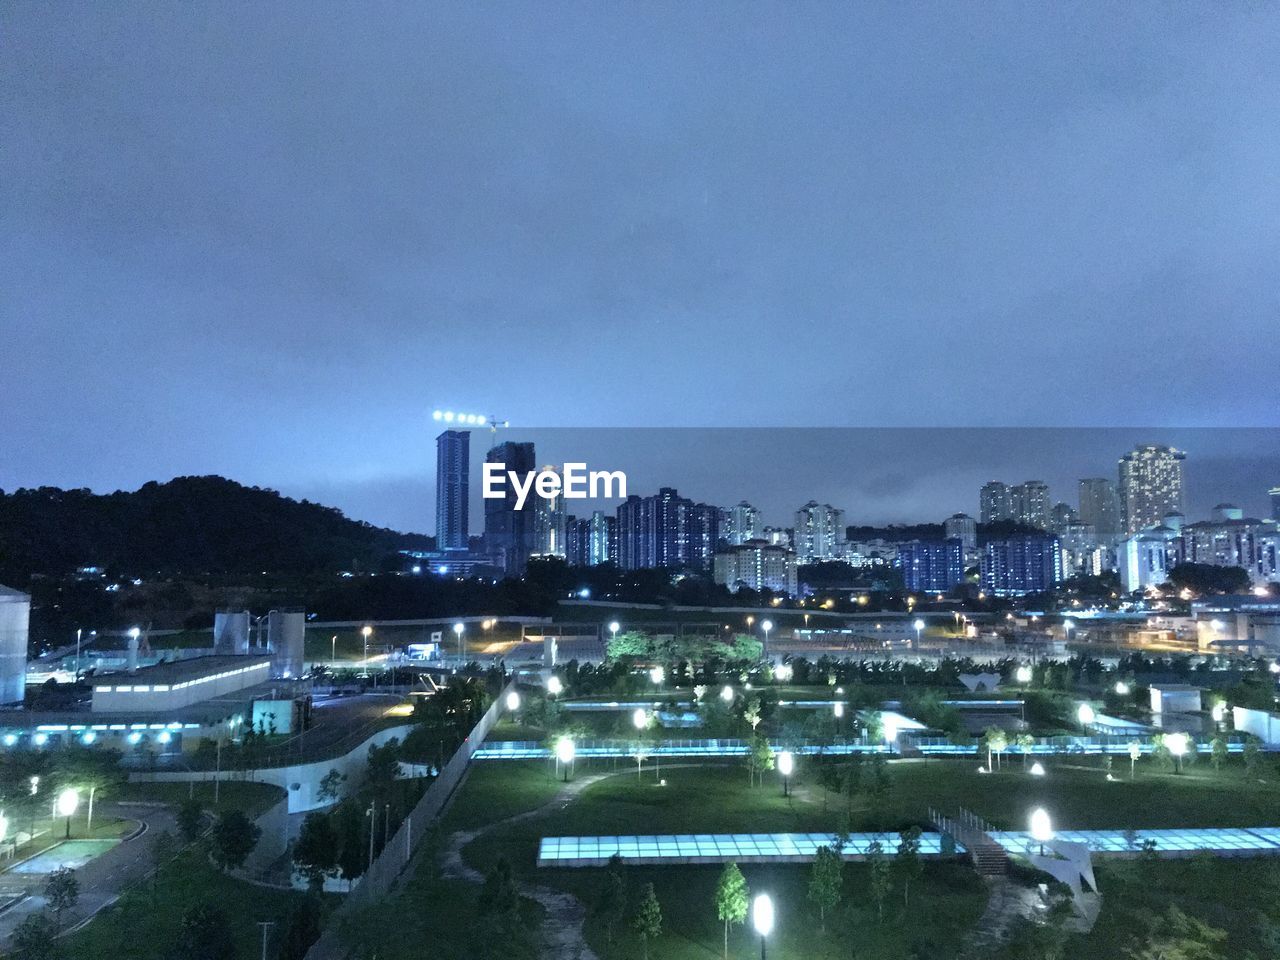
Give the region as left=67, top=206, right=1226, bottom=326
left=4, top=4, right=1278, bottom=533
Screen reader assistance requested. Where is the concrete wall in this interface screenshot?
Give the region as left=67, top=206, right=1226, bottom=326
left=93, top=659, right=270, bottom=712
left=0, top=588, right=30, bottom=705
left=130, top=722, right=416, bottom=813
left=1234, top=707, right=1280, bottom=744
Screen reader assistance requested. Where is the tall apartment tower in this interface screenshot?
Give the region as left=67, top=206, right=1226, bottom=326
left=793, top=501, right=845, bottom=562
left=1078, top=478, right=1123, bottom=542
left=1118, top=444, right=1186, bottom=535
left=532, top=466, right=567, bottom=558
left=979, top=482, right=1012, bottom=524
left=434, top=429, right=470, bottom=550
left=1010, top=481, right=1051, bottom=530
left=725, top=501, right=762, bottom=545
left=1270, top=485, right=1280, bottom=524
left=616, top=488, right=719, bottom=571
left=943, top=513, right=978, bottom=552
left=484, top=441, right=536, bottom=575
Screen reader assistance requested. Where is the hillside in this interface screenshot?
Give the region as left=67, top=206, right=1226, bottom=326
left=0, top=475, right=432, bottom=581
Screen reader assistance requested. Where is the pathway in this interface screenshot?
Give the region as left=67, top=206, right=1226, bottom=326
left=441, top=773, right=610, bottom=960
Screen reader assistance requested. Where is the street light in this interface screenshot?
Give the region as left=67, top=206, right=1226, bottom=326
left=833, top=702, right=844, bottom=719
left=1167, top=732, right=1189, bottom=773
left=505, top=691, right=521, bottom=713
left=453, top=622, right=466, bottom=662
left=1115, top=681, right=1130, bottom=696
left=56, top=788, right=78, bottom=839
left=1029, top=762, right=1046, bottom=777
left=608, top=621, right=620, bottom=644
left=1076, top=703, right=1096, bottom=727
left=555, top=737, right=576, bottom=782
left=1029, top=807, right=1053, bottom=856
left=882, top=712, right=899, bottom=744
left=752, top=893, right=774, bottom=960
left=547, top=675, right=563, bottom=697
left=1015, top=665, right=1033, bottom=684
left=777, top=750, right=793, bottom=797
left=720, top=684, right=734, bottom=704
left=331, top=634, right=337, bottom=663
left=361, top=625, right=373, bottom=677
left=649, top=665, right=665, bottom=687
left=632, top=708, right=648, bottom=731
left=761, top=619, right=773, bottom=659
left=913, top=618, right=925, bottom=648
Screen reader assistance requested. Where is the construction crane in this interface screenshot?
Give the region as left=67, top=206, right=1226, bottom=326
left=431, top=409, right=510, bottom=442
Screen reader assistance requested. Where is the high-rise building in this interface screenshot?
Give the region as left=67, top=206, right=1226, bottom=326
left=1118, top=532, right=1170, bottom=593
left=616, top=488, right=720, bottom=571
left=484, top=441, right=536, bottom=575
left=1078, top=478, right=1123, bottom=542
left=1270, top=486, right=1280, bottom=523
left=1010, top=481, right=1051, bottom=530
left=1059, top=521, right=1104, bottom=578
left=1119, top=444, right=1186, bottom=535
left=724, top=501, right=762, bottom=546
left=588, top=510, right=617, bottom=566
left=943, top=513, right=978, bottom=552
left=1179, top=514, right=1272, bottom=571
left=714, top=540, right=799, bottom=596
left=979, top=482, right=1011, bottom=524
left=793, top=501, right=845, bottom=562
left=898, top=539, right=965, bottom=593
left=435, top=430, right=469, bottom=550
left=981, top=535, right=1062, bottom=596
left=531, top=465, right=567, bottom=558
left=1050, top=502, right=1077, bottom=532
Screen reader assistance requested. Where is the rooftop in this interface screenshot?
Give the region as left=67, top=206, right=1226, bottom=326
left=93, top=654, right=271, bottom=686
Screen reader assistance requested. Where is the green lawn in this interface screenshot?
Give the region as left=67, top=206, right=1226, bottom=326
left=66, top=850, right=327, bottom=960
left=116, top=779, right=286, bottom=817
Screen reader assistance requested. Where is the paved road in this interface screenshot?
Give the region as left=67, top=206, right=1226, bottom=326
left=0, top=802, right=175, bottom=944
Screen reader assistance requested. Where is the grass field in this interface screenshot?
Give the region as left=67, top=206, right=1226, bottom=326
left=66, top=850, right=325, bottom=960
left=115, top=779, right=286, bottom=818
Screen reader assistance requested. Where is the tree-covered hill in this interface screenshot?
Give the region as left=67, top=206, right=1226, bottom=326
left=0, top=476, right=432, bottom=581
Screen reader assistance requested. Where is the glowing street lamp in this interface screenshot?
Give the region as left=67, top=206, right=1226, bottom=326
left=1015, top=665, right=1032, bottom=684
left=777, top=750, right=793, bottom=797
left=833, top=702, right=844, bottom=719
left=720, top=684, right=734, bottom=704
left=649, top=665, right=665, bottom=687
left=761, top=619, right=773, bottom=658
left=1029, top=762, right=1046, bottom=777
left=361, top=625, right=372, bottom=677
left=1114, top=681, right=1130, bottom=696
left=1076, top=703, right=1096, bottom=727
left=632, top=708, right=648, bottom=731
left=1029, top=807, right=1053, bottom=856
left=752, top=893, right=774, bottom=960
left=913, top=618, right=925, bottom=648
left=1211, top=701, right=1226, bottom=725
left=555, top=737, right=576, bottom=782
left=881, top=711, right=899, bottom=744
left=546, top=675, right=563, bottom=697
left=505, top=691, right=521, bottom=713
left=453, top=622, right=466, bottom=661
left=1166, top=732, right=1189, bottom=774
left=56, top=788, right=79, bottom=839
left=608, top=621, right=620, bottom=645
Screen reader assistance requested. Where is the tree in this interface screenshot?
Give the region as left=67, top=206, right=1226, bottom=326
left=177, top=796, right=204, bottom=843
left=594, top=856, right=628, bottom=947
left=209, top=809, right=261, bottom=872
left=1244, top=739, right=1261, bottom=775
left=335, top=801, right=367, bottom=886
left=365, top=739, right=401, bottom=793
left=44, top=867, right=79, bottom=929
left=983, top=727, right=1008, bottom=771
left=867, top=839, right=892, bottom=922
left=175, top=901, right=237, bottom=960
left=478, top=857, right=520, bottom=922
left=1127, top=905, right=1227, bottom=960
left=1210, top=736, right=1228, bottom=772
left=292, top=812, right=339, bottom=890
left=1167, top=563, right=1251, bottom=596
left=277, top=895, right=324, bottom=960
left=317, top=768, right=346, bottom=805
left=11, top=912, right=60, bottom=960
left=1016, top=733, right=1035, bottom=769
left=748, top=735, right=774, bottom=788
left=896, top=827, right=923, bottom=908
left=807, top=845, right=842, bottom=928
left=714, top=862, right=749, bottom=957
left=632, top=882, right=663, bottom=960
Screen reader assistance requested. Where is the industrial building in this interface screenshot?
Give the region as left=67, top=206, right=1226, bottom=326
left=0, top=585, right=30, bottom=705
left=91, top=655, right=271, bottom=713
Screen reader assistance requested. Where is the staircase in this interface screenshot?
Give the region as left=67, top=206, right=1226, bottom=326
left=928, top=806, right=1010, bottom=877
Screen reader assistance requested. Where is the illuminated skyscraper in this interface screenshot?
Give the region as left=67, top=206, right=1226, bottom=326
left=616, top=488, right=719, bottom=571
left=434, top=430, right=469, bottom=550
left=1270, top=486, right=1280, bottom=523
left=1078, top=477, right=1123, bottom=542
left=1010, top=481, right=1051, bottom=530
left=1119, top=444, right=1186, bottom=535
left=793, top=501, right=845, bottom=562
left=725, top=501, right=762, bottom=545
left=532, top=465, right=567, bottom=558
left=943, top=513, right=978, bottom=552
left=979, top=481, right=1011, bottom=524
left=484, top=441, right=536, bottom=575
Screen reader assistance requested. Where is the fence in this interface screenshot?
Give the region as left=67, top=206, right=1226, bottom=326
left=303, top=682, right=512, bottom=960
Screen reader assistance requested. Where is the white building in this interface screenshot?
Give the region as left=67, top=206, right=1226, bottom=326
left=1118, top=532, right=1170, bottom=593
left=943, top=513, right=978, bottom=552
left=714, top=540, right=799, bottom=596
left=794, top=501, right=845, bottom=562
left=1119, top=444, right=1186, bottom=535
left=92, top=656, right=272, bottom=713
left=724, top=501, right=762, bottom=546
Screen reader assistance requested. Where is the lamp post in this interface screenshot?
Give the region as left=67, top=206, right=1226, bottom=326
left=453, top=622, right=466, bottom=663
left=505, top=691, right=521, bottom=713
left=633, top=709, right=648, bottom=781
left=912, top=618, right=925, bottom=650
left=1167, top=732, right=1189, bottom=774
left=56, top=788, right=78, bottom=840
left=1029, top=807, right=1053, bottom=857
left=331, top=634, right=337, bottom=664
left=547, top=675, right=563, bottom=697
left=608, top=621, right=620, bottom=646
left=761, top=619, right=773, bottom=661
left=1015, top=664, right=1032, bottom=684
left=777, top=750, right=793, bottom=797
left=1077, top=703, right=1096, bottom=729
left=360, top=625, right=372, bottom=678
left=555, top=737, right=576, bottom=782
left=752, top=893, right=774, bottom=960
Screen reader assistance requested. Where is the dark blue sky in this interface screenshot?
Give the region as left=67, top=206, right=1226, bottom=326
left=3, top=4, right=1278, bottom=532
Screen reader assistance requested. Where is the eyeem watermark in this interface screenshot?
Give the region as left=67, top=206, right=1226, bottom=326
left=482, top=462, right=626, bottom=510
